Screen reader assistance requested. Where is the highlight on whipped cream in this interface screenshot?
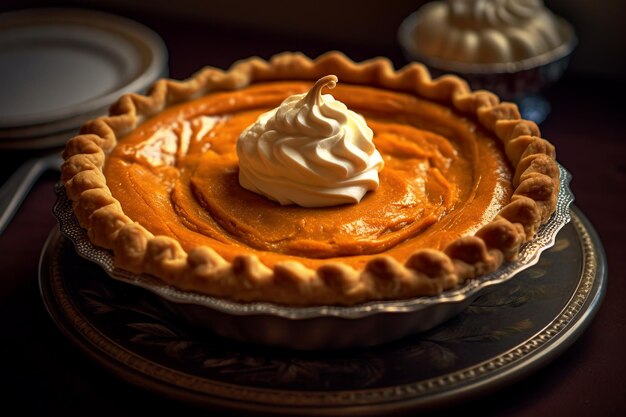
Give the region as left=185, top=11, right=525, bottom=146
left=236, top=75, right=384, bottom=208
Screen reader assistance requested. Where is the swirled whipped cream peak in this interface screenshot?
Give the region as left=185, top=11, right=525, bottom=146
left=236, top=75, right=384, bottom=207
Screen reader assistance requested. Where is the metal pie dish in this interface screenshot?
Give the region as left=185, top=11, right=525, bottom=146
left=54, top=165, right=574, bottom=350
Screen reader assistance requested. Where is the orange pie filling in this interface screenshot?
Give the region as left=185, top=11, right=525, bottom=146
left=104, top=81, right=513, bottom=270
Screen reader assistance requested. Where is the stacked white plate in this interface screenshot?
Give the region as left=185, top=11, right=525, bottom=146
left=0, top=8, right=168, bottom=149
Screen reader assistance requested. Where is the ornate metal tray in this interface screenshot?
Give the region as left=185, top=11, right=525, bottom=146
left=52, top=165, right=574, bottom=349
left=39, top=206, right=606, bottom=414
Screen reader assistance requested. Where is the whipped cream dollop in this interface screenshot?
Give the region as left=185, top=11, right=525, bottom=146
left=406, top=0, right=572, bottom=64
left=236, top=75, right=384, bottom=207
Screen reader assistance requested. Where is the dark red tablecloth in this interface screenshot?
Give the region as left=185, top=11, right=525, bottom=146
left=1, top=9, right=625, bottom=417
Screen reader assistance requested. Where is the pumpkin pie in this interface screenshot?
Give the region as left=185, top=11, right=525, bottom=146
left=61, top=52, right=559, bottom=306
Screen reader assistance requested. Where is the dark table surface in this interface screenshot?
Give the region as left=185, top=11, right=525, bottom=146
left=1, top=8, right=625, bottom=417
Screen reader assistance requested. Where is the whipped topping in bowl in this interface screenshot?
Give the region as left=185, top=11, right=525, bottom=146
left=236, top=75, right=384, bottom=207
left=401, top=0, right=574, bottom=66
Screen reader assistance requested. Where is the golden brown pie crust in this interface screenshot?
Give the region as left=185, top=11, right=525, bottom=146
left=61, top=52, right=559, bottom=306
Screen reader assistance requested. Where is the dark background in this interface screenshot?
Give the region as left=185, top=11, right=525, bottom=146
left=1, top=1, right=625, bottom=416
left=2, top=0, right=625, bottom=79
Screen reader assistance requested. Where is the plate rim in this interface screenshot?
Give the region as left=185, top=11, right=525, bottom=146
left=38, top=206, right=607, bottom=415
left=0, top=7, right=168, bottom=129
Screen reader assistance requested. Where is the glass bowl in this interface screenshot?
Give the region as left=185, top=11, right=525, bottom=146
left=398, top=12, right=577, bottom=123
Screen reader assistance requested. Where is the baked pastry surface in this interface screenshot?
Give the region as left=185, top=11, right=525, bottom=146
left=61, top=52, right=559, bottom=306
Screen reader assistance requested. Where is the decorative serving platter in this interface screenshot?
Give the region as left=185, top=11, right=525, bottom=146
left=39, top=206, right=605, bottom=415
left=51, top=165, right=575, bottom=349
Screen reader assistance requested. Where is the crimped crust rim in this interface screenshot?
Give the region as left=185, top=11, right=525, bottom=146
left=61, top=51, right=560, bottom=306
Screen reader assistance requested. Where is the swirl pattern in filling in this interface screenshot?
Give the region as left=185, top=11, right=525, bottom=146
left=105, top=81, right=512, bottom=267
